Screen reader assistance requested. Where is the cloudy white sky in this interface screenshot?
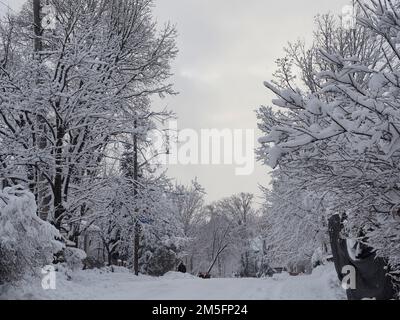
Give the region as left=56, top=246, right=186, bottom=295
left=0, top=0, right=350, bottom=204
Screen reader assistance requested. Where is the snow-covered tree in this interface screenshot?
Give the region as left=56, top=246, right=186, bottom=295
left=0, top=0, right=177, bottom=236
left=216, top=193, right=258, bottom=277
left=258, top=1, right=400, bottom=277
left=260, top=170, right=330, bottom=269
left=170, top=179, right=206, bottom=272
left=134, top=176, right=186, bottom=276
left=185, top=193, right=261, bottom=277
left=195, top=204, right=234, bottom=276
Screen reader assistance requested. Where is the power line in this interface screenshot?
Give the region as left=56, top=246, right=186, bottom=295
left=0, top=0, right=17, bottom=14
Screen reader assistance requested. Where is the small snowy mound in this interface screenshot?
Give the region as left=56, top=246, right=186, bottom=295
left=271, top=272, right=290, bottom=281
left=162, top=271, right=198, bottom=280
left=109, top=266, right=131, bottom=274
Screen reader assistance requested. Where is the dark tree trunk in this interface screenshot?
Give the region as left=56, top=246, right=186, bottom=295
left=134, top=222, right=141, bottom=275
left=328, top=214, right=397, bottom=300
left=54, top=124, right=65, bottom=229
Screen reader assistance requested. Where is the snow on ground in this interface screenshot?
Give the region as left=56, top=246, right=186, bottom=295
left=0, top=264, right=346, bottom=300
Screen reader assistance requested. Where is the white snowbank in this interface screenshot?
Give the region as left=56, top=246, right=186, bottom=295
left=0, top=186, right=62, bottom=284
left=0, top=263, right=346, bottom=300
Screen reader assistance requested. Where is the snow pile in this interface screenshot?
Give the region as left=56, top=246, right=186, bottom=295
left=271, top=272, right=290, bottom=281
left=268, top=264, right=344, bottom=300
left=0, top=186, right=63, bottom=285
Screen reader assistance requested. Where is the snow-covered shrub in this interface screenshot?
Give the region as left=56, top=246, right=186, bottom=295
left=311, top=247, right=329, bottom=268
left=62, top=247, right=87, bottom=270
left=82, top=257, right=104, bottom=270
left=0, top=186, right=63, bottom=284
left=140, top=246, right=179, bottom=276
left=139, top=234, right=181, bottom=276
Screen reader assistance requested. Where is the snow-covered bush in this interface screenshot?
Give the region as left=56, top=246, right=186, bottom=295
left=139, top=243, right=180, bottom=277
left=139, top=227, right=184, bottom=276
left=62, top=247, right=87, bottom=270
left=0, top=186, right=63, bottom=284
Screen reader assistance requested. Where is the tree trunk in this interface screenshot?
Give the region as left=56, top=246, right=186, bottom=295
left=53, top=125, right=65, bottom=229
left=207, top=244, right=228, bottom=275
left=134, top=221, right=140, bottom=275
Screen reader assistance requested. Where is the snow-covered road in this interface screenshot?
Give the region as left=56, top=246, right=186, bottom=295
left=1, top=264, right=346, bottom=300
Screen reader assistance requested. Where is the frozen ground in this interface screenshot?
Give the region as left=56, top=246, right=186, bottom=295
left=0, top=264, right=346, bottom=300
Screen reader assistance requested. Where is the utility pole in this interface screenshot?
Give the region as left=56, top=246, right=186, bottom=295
left=133, top=120, right=141, bottom=276
left=353, top=0, right=357, bottom=54
left=33, top=0, right=42, bottom=53
left=33, top=0, right=50, bottom=221
left=33, top=0, right=42, bottom=213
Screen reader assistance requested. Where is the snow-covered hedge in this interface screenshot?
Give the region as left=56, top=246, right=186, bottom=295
left=0, top=186, right=63, bottom=284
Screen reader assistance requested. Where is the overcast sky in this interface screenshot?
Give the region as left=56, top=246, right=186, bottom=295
left=0, top=0, right=350, bottom=205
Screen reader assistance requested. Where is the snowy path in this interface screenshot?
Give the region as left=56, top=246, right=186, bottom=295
left=1, top=264, right=346, bottom=300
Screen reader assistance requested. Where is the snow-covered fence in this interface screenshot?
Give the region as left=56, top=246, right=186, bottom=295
left=0, top=186, right=63, bottom=284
